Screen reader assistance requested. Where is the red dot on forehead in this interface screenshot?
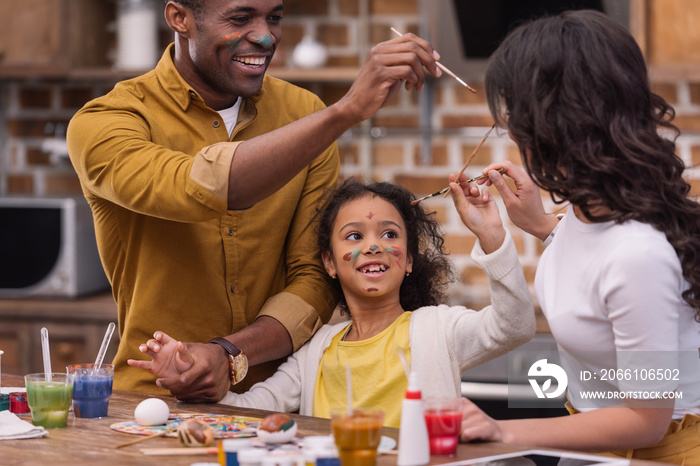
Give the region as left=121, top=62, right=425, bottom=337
left=366, top=211, right=375, bottom=219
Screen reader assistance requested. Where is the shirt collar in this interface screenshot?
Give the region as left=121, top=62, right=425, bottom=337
left=156, top=43, right=266, bottom=111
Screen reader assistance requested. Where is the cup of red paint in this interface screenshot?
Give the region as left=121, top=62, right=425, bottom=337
left=423, top=397, right=463, bottom=456
left=9, top=392, right=30, bottom=413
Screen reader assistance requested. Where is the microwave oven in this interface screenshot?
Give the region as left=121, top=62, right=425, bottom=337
left=0, top=196, right=110, bottom=298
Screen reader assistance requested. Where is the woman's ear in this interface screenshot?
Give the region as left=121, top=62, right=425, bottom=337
left=322, top=251, right=337, bottom=278
left=406, top=253, right=413, bottom=275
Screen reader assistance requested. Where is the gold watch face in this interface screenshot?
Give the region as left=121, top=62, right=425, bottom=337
left=231, top=353, right=248, bottom=385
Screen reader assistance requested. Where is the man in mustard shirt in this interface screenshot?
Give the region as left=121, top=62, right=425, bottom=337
left=67, top=0, right=443, bottom=401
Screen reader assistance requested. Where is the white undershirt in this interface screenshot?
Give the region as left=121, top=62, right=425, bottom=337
left=217, top=97, right=242, bottom=137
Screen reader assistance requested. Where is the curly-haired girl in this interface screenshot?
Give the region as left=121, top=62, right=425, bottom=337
left=131, top=176, right=535, bottom=427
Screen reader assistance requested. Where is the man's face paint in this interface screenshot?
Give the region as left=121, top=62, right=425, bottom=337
left=222, top=32, right=245, bottom=51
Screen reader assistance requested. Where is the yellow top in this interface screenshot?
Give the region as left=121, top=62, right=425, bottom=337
left=313, top=312, right=411, bottom=428
left=67, top=44, right=339, bottom=394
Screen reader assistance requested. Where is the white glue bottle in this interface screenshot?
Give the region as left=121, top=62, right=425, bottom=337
left=397, top=370, right=430, bottom=466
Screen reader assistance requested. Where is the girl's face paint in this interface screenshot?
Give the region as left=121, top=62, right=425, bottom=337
left=323, top=195, right=413, bottom=307
left=343, top=248, right=361, bottom=262
left=385, top=247, right=403, bottom=269
left=249, top=33, right=273, bottom=47
left=222, top=32, right=245, bottom=51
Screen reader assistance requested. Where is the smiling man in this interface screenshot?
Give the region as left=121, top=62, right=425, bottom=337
left=67, top=0, right=443, bottom=402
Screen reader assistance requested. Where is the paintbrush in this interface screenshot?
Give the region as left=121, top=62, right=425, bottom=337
left=390, top=27, right=477, bottom=93
left=409, top=169, right=505, bottom=205
left=411, top=126, right=497, bottom=205
left=115, top=431, right=168, bottom=449
left=140, top=447, right=218, bottom=456
left=454, top=124, right=495, bottom=181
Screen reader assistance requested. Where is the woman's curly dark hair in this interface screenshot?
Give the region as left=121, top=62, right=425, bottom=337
left=485, top=9, right=700, bottom=316
left=316, top=177, right=455, bottom=317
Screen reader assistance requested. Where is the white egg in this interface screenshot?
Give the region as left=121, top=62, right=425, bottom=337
left=134, top=398, right=170, bottom=426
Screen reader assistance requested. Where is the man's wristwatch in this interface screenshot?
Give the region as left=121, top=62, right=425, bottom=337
left=209, top=337, right=248, bottom=385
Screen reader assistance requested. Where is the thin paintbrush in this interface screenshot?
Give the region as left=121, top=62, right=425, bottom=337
left=410, top=168, right=504, bottom=205
left=390, top=27, right=477, bottom=93
left=454, top=124, right=495, bottom=182
left=411, top=125, right=498, bottom=206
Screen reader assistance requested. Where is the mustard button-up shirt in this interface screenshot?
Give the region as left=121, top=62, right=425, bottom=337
left=67, top=44, right=339, bottom=395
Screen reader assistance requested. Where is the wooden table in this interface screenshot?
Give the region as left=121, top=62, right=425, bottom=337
left=0, top=374, right=662, bottom=466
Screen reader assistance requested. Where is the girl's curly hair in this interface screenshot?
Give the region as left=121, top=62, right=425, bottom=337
left=316, top=177, right=455, bottom=316
left=485, top=9, right=700, bottom=317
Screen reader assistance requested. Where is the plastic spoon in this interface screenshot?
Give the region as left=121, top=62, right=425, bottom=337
left=41, top=327, right=52, bottom=382
left=397, top=347, right=411, bottom=380
left=94, top=322, right=116, bottom=372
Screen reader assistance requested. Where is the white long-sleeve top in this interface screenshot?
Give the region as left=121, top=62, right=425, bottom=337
left=536, top=205, right=700, bottom=418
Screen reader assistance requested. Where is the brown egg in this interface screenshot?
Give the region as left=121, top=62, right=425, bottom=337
left=177, top=418, right=214, bottom=447
left=259, top=413, right=294, bottom=433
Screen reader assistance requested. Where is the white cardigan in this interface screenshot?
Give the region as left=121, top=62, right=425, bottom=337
left=221, top=229, right=535, bottom=415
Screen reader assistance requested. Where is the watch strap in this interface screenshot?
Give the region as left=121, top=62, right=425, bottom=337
left=209, top=337, right=247, bottom=385
left=209, top=337, right=242, bottom=357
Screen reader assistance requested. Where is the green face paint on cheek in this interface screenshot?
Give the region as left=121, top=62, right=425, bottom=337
left=343, top=248, right=361, bottom=262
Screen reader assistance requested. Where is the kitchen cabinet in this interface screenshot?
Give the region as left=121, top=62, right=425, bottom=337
left=630, top=0, right=700, bottom=80
left=0, top=0, right=113, bottom=72
left=0, top=292, right=118, bottom=376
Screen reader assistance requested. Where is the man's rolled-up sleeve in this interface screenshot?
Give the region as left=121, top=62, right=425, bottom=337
left=68, top=101, right=232, bottom=222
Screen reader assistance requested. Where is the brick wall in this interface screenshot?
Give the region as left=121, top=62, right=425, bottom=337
left=1, top=0, right=699, bottom=330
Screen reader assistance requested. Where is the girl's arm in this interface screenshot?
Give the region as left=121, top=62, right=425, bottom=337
left=460, top=397, right=673, bottom=452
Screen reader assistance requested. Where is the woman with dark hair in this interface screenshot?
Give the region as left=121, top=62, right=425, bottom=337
left=455, top=9, right=700, bottom=462
left=130, top=177, right=535, bottom=428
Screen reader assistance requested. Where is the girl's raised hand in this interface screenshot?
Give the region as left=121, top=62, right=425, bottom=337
left=449, top=173, right=505, bottom=254
left=476, top=162, right=559, bottom=241
left=127, top=331, right=194, bottom=381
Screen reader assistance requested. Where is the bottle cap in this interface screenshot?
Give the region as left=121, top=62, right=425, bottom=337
left=313, top=447, right=338, bottom=458
left=237, top=448, right=268, bottom=463
left=405, top=371, right=422, bottom=399
left=303, top=435, right=335, bottom=450
left=261, top=455, right=296, bottom=466
left=222, top=438, right=253, bottom=452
